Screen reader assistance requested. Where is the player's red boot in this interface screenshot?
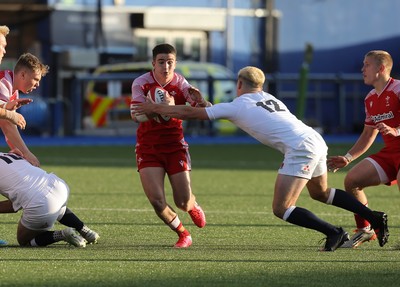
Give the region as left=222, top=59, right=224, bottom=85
left=174, top=234, right=192, bottom=248
left=188, top=202, right=206, bottom=228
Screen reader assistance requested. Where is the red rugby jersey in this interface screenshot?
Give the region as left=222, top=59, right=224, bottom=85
left=364, top=78, right=400, bottom=149
left=0, top=70, right=18, bottom=104
left=131, top=71, right=197, bottom=151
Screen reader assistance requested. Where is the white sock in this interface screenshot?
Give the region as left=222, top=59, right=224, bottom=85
left=30, top=238, right=38, bottom=247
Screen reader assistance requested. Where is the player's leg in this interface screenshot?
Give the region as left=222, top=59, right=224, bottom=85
left=140, top=166, right=191, bottom=247
left=16, top=221, right=43, bottom=246
left=343, top=158, right=384, bottom=247
left=169, top=171, right=206, bottom=228
left=58, top=207, right=99, bottom=244
left=17, top=212, right=86, bottom=248
left=274, top=174, right=348, bottom=251
left=20, top=181, right=86, bottom=248
left=17, top=220, right=85, bottom=248
left=167, top=149, right=206, bottom=228
left=307, top=173, right=387, bottom=247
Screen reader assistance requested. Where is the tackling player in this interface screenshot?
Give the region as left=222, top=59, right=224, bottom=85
left=0, top=149, right=99, bottom=247
left=133, top=66, right=389, bottom=251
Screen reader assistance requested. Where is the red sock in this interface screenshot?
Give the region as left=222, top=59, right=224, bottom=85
left=175, top=223, right=190, bottom=237
left=354, top=203, right=370, bottom=229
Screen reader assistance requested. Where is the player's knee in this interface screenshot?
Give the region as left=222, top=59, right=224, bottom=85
left=174, top=200, right=190, bottom=212
left=309, top=191, right=326, bottom=202
left=272, top=204, right=285, bottom=219
left=150, top=199, right=167, bottom=213
left=17, top=236, right=30, bottom=247
left=344, top=174, right=359, bottom=192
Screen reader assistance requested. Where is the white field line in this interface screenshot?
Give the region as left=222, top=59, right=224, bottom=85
left=72, top=207, right=400, bottom=218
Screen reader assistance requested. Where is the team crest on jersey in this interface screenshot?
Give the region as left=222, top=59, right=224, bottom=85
left=386, top=95, right=390, bottom=107
left=370, top=101, right=373, bottom=108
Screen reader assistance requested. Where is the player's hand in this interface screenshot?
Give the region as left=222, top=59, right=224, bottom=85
left=23, top=151, right=40, bottom=167
left=376, top=122, right=398, bottom=137
left=163, top=91, right=175, bottom=105
left=15, top=113, right=26, bottom=129
left=188, top=86, right=206, bottom=105
left=6, top=98, right=33, bottom=110
left=9, top=148, right=23, bottom=157
left=327, top=156, right=348, bottom=172
left=3, top=110, right=26, bottom=129
left=132, top=101, right=154, bottom=116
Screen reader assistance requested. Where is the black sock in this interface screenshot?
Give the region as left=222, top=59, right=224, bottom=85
left=331, top=189, right=378, bottom=227
left=58, top=208, right=84, bottom=231
left=32, top=231, right=62, bottom=246
left=286, top=206, right=339, bottom=235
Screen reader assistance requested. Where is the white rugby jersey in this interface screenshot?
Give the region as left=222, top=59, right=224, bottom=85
left=205, top=91, right=321, bottom=154
left=0, top=152, right=53, bottom=211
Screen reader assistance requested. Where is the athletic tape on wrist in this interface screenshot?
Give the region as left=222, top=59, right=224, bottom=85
left=344, top=153, right=353, bottom=163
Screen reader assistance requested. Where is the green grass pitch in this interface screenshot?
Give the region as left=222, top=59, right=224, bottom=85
left=1, top=143, right=400, bottom=287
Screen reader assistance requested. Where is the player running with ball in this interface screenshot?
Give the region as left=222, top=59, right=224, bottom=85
left=130, top=43, right=208, bottom=248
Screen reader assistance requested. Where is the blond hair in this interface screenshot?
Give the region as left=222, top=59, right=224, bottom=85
left=365, top=50, right=393, bottom=74
left=14, top=53, right=49, bottom=76
left=238, top=66, right=265, bottom=88
left=0, top=25, right=10, bottom=37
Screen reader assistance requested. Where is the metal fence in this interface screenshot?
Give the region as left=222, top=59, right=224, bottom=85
left=50, top=72, right=369, bottom=137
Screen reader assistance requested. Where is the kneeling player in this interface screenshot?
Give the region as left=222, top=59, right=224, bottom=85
left=0, top=150, right=99, bottom=247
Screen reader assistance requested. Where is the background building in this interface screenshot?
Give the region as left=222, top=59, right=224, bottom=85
left=0, top=0, right=399, bottom=136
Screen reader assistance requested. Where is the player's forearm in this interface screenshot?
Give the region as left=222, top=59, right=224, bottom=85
left=0, top=121, right=29, bottom=152
left=153, top=105, right=209, bottom=120
left=0, top=108, right=7, bottom=119
left=347, top=126, right=378, bottom=160
left=0, top=108, right=18, bottom=123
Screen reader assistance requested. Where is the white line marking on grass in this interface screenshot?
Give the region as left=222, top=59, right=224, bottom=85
left=72, top=207, right=400, bottom=218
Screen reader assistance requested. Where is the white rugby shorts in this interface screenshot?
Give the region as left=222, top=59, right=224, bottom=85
left=278, top=133, right=328, bottom=180
left=20, top=175, right=70, bottom=231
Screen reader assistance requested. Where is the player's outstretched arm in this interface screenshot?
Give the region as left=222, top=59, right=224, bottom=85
left=133, top=102, right=209, bottom=121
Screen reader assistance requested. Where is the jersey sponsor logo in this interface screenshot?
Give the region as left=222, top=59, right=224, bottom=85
left=371, top=111, right=394, bottom=123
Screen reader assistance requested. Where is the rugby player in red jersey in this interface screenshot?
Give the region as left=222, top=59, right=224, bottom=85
left=130, top=44, right=208, bottom=248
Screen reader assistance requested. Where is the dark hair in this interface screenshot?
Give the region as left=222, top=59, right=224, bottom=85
left=152, top=43, right=176, bottom=59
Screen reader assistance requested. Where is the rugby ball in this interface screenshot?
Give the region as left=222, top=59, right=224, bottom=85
left=147, top=87, right=170, bottom=122
left=147, top=86, right=168, bottom=103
